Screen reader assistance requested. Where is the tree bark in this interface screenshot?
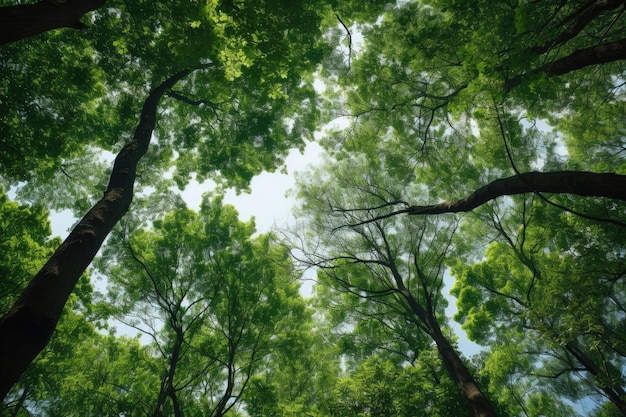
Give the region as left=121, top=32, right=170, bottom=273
left=543, top=37, right=626, bottom=76
left=406, top=171, right=626, bottom=216
left=0, top=67, right=197, bottom=401
left=0, top=0, right=106, bottom=45
left=402, top=291, right=499, bottom=417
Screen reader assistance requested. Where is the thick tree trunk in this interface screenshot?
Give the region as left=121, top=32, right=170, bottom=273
left=405, top=171, right=626, bottom=216
left=428, top=320, right=499, bottom=417
left=0, top=68, right=197, bottom=400
left=0, top=0, right=106, bottom=45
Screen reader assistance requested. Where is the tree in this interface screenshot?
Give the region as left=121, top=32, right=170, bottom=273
left=0, top=190, right=104, bottom=416
left=450, top=195, right=626, bottom=415
left=0, top=0, right=390, bottom=400
left=97, top=193, right=308, bottom=417
left=292, top=153, right=500, bottom=417
left=0, top=0, right=106, bottom=45
left=316, top=0, right=626, bottom=216
left=321, top=353, right=468, bottom=417
left=0, top=67, right=201, bottom=400
left=243, top=305, right=339, bottom=417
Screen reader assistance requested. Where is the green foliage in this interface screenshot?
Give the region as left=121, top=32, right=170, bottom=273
left=451, top=193, right=626, bottom=414
left=0, top=0, right=339, bottom=195
left=2, top=0, right=626, bottom=415
left=321, top=353, right=468, bottom=417
left=0, top=190, right=57, bottom=314
left=95, top=192, right=309, bottom=415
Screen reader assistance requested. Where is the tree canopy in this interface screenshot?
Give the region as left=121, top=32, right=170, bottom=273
left=1, top=0, right=625, bottom=416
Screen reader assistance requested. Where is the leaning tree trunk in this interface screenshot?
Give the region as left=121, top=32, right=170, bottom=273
left=401, top=291, right=499, bottom=417
left=426, top=313, right=500, bottom=417
left=0, top=67, right=198, bottom=400
left=565, top=343, right=626, bottom=416
left=0, top=0, right=106, bottom=45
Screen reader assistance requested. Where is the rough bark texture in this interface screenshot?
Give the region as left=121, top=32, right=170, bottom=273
left=0, top=68, right=196, bottom=400
left=0, top=0, right=106, bottom=45
left=406, top=171, right=626, bottom=216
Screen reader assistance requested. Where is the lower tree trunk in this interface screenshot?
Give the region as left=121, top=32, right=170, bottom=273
left=401, top=289, right=499, bottom=417
left=0, top=67, right=198, bottom=401
left=566, top=343, right=626, bottom=416
left=0, top=0, right=106, bottom=45
left=427, top=315, right=499, bottom=417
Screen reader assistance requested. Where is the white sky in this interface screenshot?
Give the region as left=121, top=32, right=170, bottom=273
left=179, top=141, right=325, bottom=233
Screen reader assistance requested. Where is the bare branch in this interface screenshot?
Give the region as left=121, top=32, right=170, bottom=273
left=335, top=14, right=353, bottom=70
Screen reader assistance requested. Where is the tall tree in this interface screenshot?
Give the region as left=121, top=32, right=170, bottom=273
left=0, top=67, right=201, bottom=399
left=0, top=190, right=103, bottom=416
left=451, top=195, right=626, bottom=415
left=293, top=153, right=500, bottom=417
left=0, top=0, right=391, bottom=402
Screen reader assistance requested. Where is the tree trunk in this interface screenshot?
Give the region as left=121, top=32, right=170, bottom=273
left=427, top=319, right=499, bottom=417
left=405, top=171, right=626, bottom=216
left=566, top=343, right=626, bottom=416
left=400, top=289, right=499, bottom=417
left=544, top=38, right=626, bottom=76
left=0, top=0, right=106, bottom=45
left=0, top=67, right=198, bottom=401
left=152, top=332, right=183, bottom=417
left=533, top=0, right=626, bottom=55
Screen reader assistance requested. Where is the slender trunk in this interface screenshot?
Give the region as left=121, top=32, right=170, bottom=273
left=152, top=332, right=184, bottom=417
left=0, top=0, right=106, bottom=45
left=213, top=362, right=235, bottom=417
left=8, top=387, right=29, bottom=417
left=566, top=343, right=626, bottom=415
left=170, top=387, right=183, bottom=417
left=405, top=171, right=626, bottom=216
left=0, top=68, right=198, bottom=401
left=401, top=290, right=499, bottom=417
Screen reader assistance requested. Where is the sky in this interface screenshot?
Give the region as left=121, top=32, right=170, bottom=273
left=179, top=141, right=325, bottom=233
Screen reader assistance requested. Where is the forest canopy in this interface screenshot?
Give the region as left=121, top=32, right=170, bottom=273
left=1, top=1, right=625, bottom=416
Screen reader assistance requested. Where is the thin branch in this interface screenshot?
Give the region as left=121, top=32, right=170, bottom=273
left=335, top=14, right=353, bottom=70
